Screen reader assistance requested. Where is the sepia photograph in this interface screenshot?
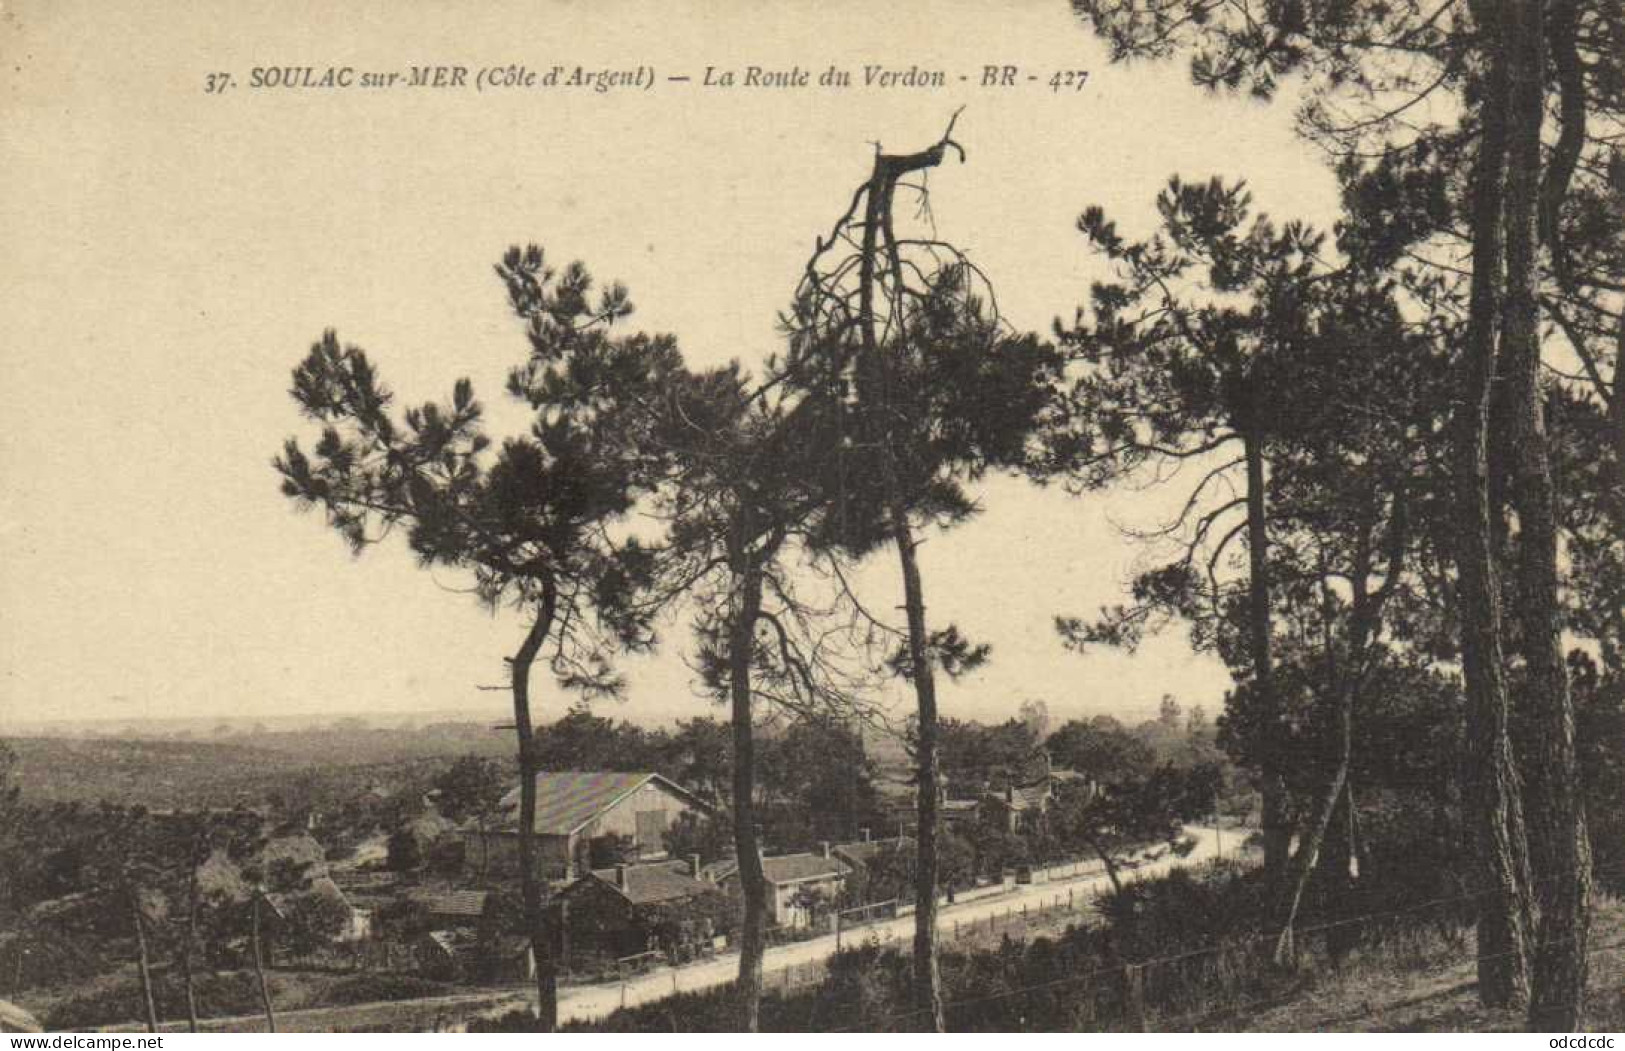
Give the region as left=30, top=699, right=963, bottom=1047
left=1, top=0, right=1621, bottom=1036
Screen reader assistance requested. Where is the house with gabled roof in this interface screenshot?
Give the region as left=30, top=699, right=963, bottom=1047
left=983, top=780, right=1054, bottom=833
left=557, top=857, right=728, bottom=963
left=706, top=846, right=852, bottom=930
left=416, top=927, right=534, bottom=984
left=479, top=771, right=714, bottom=883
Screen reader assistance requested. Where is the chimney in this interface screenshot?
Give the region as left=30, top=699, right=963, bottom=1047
left=860, top=827, right=871, bottom=843
left=614, top=863, right=627, bottom=888
left=821, top=841, right=832, bottom=859
left=689, top=853, right=702, bottom=879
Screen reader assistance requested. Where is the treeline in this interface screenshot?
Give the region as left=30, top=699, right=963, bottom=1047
left=424, top=702, right=1231, bottom=876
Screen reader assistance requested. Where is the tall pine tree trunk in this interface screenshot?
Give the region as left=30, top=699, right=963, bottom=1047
left=726, top=522, right=770, bottom=1033
left=130, top=885, right=159, bottom=1034
left=850, top=130, right=962, bottom=1034
left=1457, top=0, right=1534, bottom=1007
left=1500, top=0, right=1593, bottom=1028
left=511, top=582, right=559, bottom=1032
left=891, top=504, right=946, bottom=1032
left=251, top=894, right=276, bottom=1032
left=1613, top=316, right=1625, bottom=505
left=181, top=859, right=201, bottom=1032
left=1242, top=418, right=1289, bottom=890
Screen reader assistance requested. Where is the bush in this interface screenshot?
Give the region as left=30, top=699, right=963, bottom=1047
left=559, top=855, right=1488, bottom=1032
left=44, top=970, right=267, bottom=1030
left=318, top=973, right=451, bottom=1006
left=469, top=1007, right=538, bottom=1032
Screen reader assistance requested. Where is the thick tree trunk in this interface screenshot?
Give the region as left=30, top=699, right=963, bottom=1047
left=726, top=527, right=770, bottom=1033
left=511, top=581, right=559, bottom=1032
left=251, top=894, right=276, bottom=1032
left=1614, top=316, right=1625, bottom=504
left=1457, top=0, right=1534, bottom=1007
left=1500, top=0, right=1593, bottom=1029
left=130, top=886, right=159, bottom=1034
left=1242, top=422, right=1290, bottom=889
left=850, top=128, right=962, bottom=1035
left=891, top=505, right=947, bottom=1033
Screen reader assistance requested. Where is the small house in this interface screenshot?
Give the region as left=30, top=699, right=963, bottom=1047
left=982, top=781, right=1053, bottom=834
left=480, top=772, right=714, bottom=883
left=557, top=857, right=727, bottom=965
left=708, top=847, right=851, bottom=930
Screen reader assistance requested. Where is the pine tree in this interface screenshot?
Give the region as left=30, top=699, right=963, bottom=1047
left=781, top=116, right=1061, bottom=1029
left=276, top=245, right=680, bottom=1030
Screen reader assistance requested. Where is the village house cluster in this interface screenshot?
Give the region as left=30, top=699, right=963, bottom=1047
left=281, top=755, right=1096, bottom=985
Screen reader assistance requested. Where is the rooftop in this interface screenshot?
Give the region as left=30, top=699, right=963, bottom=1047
left=410, top=889, right=489, bottom=918
left=573, top=860, right=720, bottom=906
left=989, top=782, right=1052, bottom=810
left=708, top=853, right=851, bottom=885
left=833, top=836, right=912, bottom=866
left=495, top=772, right=710, bottom=837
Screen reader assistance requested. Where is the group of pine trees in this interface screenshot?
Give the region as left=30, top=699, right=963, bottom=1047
left=275, top=1, right=1621, bottom=1032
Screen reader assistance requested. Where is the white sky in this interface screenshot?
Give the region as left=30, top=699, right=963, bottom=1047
left=0, top=0, right=1341, bottom=732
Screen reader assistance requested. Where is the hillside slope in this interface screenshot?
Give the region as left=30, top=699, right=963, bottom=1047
left=1234, top=898, right=1624, bottom=1033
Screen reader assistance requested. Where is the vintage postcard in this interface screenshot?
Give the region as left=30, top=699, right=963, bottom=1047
left=1, top=0, right=1619, bottom=1036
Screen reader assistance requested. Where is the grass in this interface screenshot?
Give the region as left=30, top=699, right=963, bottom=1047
left=1218, top=896, right=1624, bottom=1033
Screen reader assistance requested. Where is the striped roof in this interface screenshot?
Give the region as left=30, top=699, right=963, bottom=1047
left=496, top=772, right=708, bottom=837
left=410, top=889, right=488, bottom=918
left=707, top=853, right=850, bottom=886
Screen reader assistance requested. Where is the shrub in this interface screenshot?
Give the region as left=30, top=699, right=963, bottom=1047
left=44, top=970, right=267, bottom=1030
left=318, top=973, right=450, bottom=1006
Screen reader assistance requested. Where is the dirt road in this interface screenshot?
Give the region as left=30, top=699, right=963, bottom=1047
left=556, top=823, right=1241, bottom=1023
left=100, top=824, right=1240, bottom=1032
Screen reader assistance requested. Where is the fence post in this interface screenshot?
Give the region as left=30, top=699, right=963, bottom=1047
left=1124, top=963, right=1147, bottom=1032
left=621, top=980, right=627, bottom=1008
left=672, top=969, right=679, bottom=994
